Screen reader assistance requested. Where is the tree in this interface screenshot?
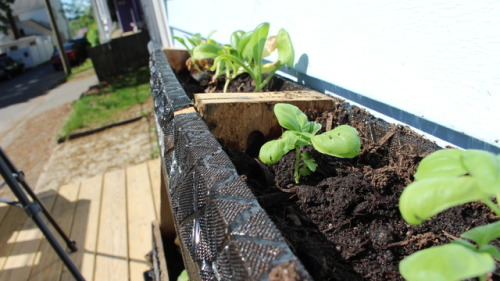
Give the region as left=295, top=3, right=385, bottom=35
left=62, top=0, right=94, bottom=37
left=0, top=0, right=20, bottom=38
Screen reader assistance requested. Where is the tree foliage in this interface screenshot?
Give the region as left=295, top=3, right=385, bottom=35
left=0, top=0, right=15, bottom=35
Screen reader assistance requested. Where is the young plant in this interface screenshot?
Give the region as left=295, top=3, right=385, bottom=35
left=399, top=149, right=500, bottom=281
left=259, top=103, right=361, bottom=184
left=192, top=22, right=294, bottom=92
left=174, top=32, right=218, bottom=73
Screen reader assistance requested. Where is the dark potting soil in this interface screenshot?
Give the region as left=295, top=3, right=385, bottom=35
left=223, top=103, right=499, bottom=281
left=174, top=70, right=305, bottom=98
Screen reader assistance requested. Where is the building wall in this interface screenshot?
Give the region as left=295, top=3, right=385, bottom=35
left=166, top=0, right=500, bottom=150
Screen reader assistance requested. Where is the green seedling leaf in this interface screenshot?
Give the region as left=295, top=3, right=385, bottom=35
left=192, top=43, right=222, bottom=60
left=242, top=22, right=270, bottom=65
left=230, top=30, right=244, bottom=50
left=302, top=151, right=318, bottom=172
left=276, top=28, right=295, bottom=68
left=262, top=36, right=277, bottom=58
left=187, top=33, right=202, bottom=47
left=173, top=36, right=188, bottom=49
left=413, top=149, right=467, bottom=181
left=461, top=149, right=500, bottom=194
left=461, top=220, right=500, bottom=247
left=399, top=177, right=488, bottom=225
left=479, top=245, right=500, bottom=260
left=399, top=243, right=496, bottom=281
left=259, top=133, right=298, bottom=164
left=177, top=269, right=189, bottom=281
left=311, top=125, right=361, bottom=158
left=274, top=103, right=309, bottom=132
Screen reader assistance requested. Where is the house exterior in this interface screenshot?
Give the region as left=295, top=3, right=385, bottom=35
left=0, top=0, right=71, bottom=67
left=9, top=0, right=71, bottom=43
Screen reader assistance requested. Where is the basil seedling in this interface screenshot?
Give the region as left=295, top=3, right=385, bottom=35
left=399, top=149, right=500, bottom=281
left=259, top=103, right=361, bottom=184
left=192, top=22, right=294, bottom=92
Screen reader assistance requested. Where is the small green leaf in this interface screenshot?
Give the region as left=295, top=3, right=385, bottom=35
left=461, top=220, right=500, bottom=247
left=177, top=269, right=189, bottom=281
left=461, top=149, right=500, bottom=194
left=192, top=43, right=222, bottom=60
left=274, top=103, right=308, bottom=132
left=311, top=125, right=361, bottom=158
left=399, top=243, right=495, bottom=281
left=479, top=245, right=500, bottom=260
left=243, top=22, right=269, bottom=65
left=173, top=36, right=188, bottom=48
left=258, top=133, right=298, bottom=164
left=276, top=28, right=295, bottom=68
left=303, top=121, right=322, bottom=136
left=230, top=30, right=245, bottom=51
left=399, top=177, right=488, bottom=225
left=413, top=149, right=467, bottom=181
left=302, top=152, right=318, bottom=172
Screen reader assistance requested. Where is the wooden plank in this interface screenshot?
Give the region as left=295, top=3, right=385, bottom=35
left=0, top=190, right=58, bottom=281
left=147, top=158, right=161, bottom=220
left=0, top=203, right=10, bottom=224
left=29, top=182, right=80, bottom=281
left=60, top=174, right=103, bottom=281
left=194, top=91, right=335, bottom=151
left=0, top=205, right=27, bottom=271
left=94, top=169, right=128, bottom=281
left=163, top=48, right=189, bottom=73
left=130, top=260, right=151, bottom=281
left=152, top=221, right=170, bottom=281
left=126, top=162, right=157, bottom=278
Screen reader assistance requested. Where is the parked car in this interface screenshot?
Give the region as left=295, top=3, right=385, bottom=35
left=0, top=55, right=24, bottom=80
left=50, top=42, right=84, bottom=71
left=70, top=36, right=91, bottom=60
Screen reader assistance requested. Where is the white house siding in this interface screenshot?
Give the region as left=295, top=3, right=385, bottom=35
left=165, top=0, right=500, bottom=150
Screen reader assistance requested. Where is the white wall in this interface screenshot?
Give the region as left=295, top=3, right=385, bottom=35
left=166, top=0, right=500, bottom=150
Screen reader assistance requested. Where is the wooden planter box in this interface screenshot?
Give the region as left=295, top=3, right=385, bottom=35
left=149, top=49, right=463, bottom=281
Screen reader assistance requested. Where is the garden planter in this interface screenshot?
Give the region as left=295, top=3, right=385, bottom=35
left=149, top=48, right=496, bottom=280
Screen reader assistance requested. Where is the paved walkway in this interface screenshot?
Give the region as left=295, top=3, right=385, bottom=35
left=0, top=68, right=98, bottom=148
left=0, top=158, right=161, bottom=281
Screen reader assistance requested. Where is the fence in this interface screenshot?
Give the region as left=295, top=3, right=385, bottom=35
left=89, top=31, right=150, bottom=81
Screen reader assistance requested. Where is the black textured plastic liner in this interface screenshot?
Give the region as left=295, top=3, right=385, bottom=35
left=149, top=49, right=313, bottom=281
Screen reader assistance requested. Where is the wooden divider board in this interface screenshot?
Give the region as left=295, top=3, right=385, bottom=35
left=194, top=91, right=335, bottom=151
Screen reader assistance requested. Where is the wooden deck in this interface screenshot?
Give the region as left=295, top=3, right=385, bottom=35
left=0, top=158, right=161, bottom=281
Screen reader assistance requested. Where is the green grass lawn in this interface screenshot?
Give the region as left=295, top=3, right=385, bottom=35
left=60, top=66, right=151, bottom=138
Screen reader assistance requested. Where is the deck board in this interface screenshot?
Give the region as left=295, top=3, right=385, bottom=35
left=0, top=191, right=58, bottom=281
left=94, top=168, right=129, bottom=281
left=60, top=175, right=103, bottom=281
left=0, top=205, right=26, bottom=271
left=147, top=158, right=161, bottom=221
left=127, top=162, right=157, bottom=279
left=0, top=159, right=161, bottom=281
left=29, top=182, right=80, bottom=281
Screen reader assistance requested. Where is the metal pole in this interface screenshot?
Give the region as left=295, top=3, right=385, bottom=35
left=0, top=148, right=84, bottom=281
left=44, top=0, right=72, bottom=76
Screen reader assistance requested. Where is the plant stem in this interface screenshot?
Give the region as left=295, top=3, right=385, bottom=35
left=483, top=199, right=500, bottom=217
left=294, top=147, right=300, bottom=184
